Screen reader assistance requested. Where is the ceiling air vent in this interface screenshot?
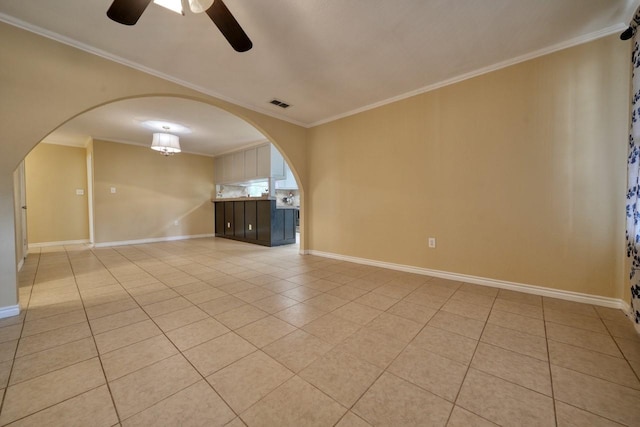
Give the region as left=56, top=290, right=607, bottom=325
left=269, top=99, right=290, bottom=109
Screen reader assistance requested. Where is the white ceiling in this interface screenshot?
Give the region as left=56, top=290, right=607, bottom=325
left=1, top=0, right=638, bottom=155
left=43, top=97, right=266, bottom=157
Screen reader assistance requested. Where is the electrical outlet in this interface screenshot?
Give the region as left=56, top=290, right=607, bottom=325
left=110, top=187, right=116, bottom=194
left=428, top=237, right=436, bottom=248
left=174, top=220, right=179, bottom=226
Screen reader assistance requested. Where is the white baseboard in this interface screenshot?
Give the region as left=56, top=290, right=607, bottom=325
left=29, top=239, right=90, bottom=249
left=17, top=258, right=24, bottom=272
left=94, top=234, right=215, bottom=248
left=0, top=304, right=20, bottom=319
left=308, top=250, right=626, bottom=310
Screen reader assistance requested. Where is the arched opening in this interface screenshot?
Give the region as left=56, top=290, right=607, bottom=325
left=19, top=94, right=305, bottom=249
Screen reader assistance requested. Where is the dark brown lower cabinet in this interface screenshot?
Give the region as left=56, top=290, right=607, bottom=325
left=233, top=201, right=244, bottom=238
left=214, top=200, right=296, bottom=247
left=224, top=202, right=234, bottom=236
left=214, top=202, right=225, bottom=235
left=245, top=201, right=257, bottom=241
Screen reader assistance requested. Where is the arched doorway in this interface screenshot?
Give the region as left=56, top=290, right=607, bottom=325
left=20, top=94, right=305, bottom=247
left=0, top=22, right=308, bottom=315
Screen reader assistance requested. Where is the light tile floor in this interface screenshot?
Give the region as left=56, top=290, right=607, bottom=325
left=0, top=237, right=638, bottom=426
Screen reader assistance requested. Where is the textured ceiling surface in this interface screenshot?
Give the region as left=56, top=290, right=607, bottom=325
left=1, top=0, right=637, bottom=155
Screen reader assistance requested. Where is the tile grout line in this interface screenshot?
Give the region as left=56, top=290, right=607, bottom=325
left=542, top=297, right=560, bottom=427
left=544, top=300, right=640, bottom=426
left=3, top=243, right=366, bottom=424
left=65, top=246, right=124, bottom=426
left=339, top=278, right=465, bottom=426
left=91, top=243, right=327, bottom=424
left=0, top=249, right=40, bottom=423
left=6, top=241, right=639, bottom=426
left=544, top=313, right=640, bottom=390
left=232, top=274, right=404, bottom=426
left=602, top=311, right=640, bottom=385
left=0, top=249, right=115, bottom=426
left=549, top=304, right=640, bottom=426
left=444, top=286, right=497, bottom=426
left=86, top=245, right=240, bottom=424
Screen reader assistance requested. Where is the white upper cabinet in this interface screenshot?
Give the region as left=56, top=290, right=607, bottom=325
left=214, top=156, right=223, bottom=183
left=270, top=146, right=285, bottom=180
left=244, top=147, right=258, bottom=180
left=231, top=151, right=244, bottom=182
left=256, top=144, right=271, bottom=178
left=275, top=162, right=298, bottom=189
left=221, top=154, right=234, bottom=183
left=214, top=143, right=287, bottom=184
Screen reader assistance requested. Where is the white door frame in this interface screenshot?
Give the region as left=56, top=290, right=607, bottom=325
left=87, top=151, right=94, bottom=245
left=19, top=161, right=27, bottom=258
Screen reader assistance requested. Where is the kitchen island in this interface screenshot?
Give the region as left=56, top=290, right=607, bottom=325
left=213, top=198, right=297, bottom=246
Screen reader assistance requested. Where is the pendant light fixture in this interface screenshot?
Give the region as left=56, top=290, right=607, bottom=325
left=151, top=132, right=181, bottom=156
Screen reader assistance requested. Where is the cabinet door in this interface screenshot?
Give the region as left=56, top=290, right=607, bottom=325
left=256, top=200, right=272, bottom=243
left=275, top=162, right=299, bottom=189
left=256, top=144, right=270, bottom=178
left=234, top=201, right=245, bottom=238
left=224, top=202, right=234, bottom=236
left=244, top=147, right=258, bottom=180
left=222, top=155, right=234, bottom=183
left=214, top=203, right=224, bottom=235
left=284, top=209, right=296, bottom=240
left=231, top=152, right=244, bottom=182
left=245, top=201, right=257, bottom=241
left=270, top=146, right=285, bottom=179
left=214, top=156, right=223, bottom=184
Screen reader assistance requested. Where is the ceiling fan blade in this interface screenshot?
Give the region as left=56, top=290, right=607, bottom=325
left=205, top=0, right=253, bottom=52
left=107, top=0, right=153, bottom=26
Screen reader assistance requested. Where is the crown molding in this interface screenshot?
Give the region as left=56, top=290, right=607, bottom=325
left=309, top=23, right=627, bottom=127
left=0, top=13, right=308, bottom=128
left=0, top=13, right=629, bottom=130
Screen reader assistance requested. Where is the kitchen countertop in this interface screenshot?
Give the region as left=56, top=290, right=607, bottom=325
left=212, top=197, right=298, bottom=209
left=212, top=197, right=275, bottom=202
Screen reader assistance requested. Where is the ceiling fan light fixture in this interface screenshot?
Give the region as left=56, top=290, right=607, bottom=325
left=189, top=0, right=214, bottom=14
left=151, top=132, right=181, bottom=156
left=153, top=0, right=183, bottom=15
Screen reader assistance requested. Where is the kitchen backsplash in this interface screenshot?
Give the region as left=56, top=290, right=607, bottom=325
left=216, top=185, right=248, bottom=198
left=216, top=183, right=269, bottom=199
left=275, top=189, right=300, bottom=207
left=215, top=185, right=299, bottom=208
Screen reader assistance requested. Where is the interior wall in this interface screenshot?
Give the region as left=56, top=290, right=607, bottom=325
left=0, top=22, right=307, bottom=311
left=307, top=34, right=629, bottom=299
left=0, top=174, right=18, bottom=309
left=93, top=140, right=214, bottom=244
left=12, top=164, right=23, bottom=266
left=25, top=143, right=89, bottom=244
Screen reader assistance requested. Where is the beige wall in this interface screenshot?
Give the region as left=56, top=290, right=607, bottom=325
left=0, top=20, right=633, bottom=310
left=25, top=144, right=89, bottom=244
left=93, top=140, right=214, bottom=244
left=307, top=35, right=629, bottom=299
left=0, top=22, right=307, bottom=310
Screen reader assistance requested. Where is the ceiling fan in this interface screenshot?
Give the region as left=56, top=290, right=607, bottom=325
left=106, top=0, right=252, bottom=52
